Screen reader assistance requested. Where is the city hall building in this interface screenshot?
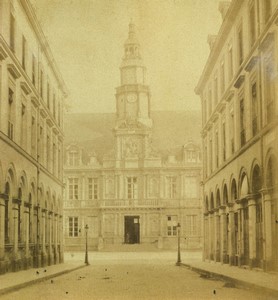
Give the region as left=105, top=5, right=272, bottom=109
left=0, top=0, right=67, bottom=274
left=196, top=0, right=278, bottom=271
left=64, top=23, right=202, bottom=251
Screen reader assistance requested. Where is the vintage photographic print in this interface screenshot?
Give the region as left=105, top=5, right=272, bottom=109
left=0, top=0, right=277, bottom=299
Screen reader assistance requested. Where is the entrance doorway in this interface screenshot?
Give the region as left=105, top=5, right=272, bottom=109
left=124, top=216, right=140, bottom=244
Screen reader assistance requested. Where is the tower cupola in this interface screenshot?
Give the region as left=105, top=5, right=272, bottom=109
left=124, top=21, right=141, bottom=60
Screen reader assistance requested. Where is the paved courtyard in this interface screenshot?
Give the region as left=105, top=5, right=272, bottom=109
left=1, top=251, right=275, bottom=300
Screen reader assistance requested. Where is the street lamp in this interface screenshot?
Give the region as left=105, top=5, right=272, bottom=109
left=85, top=224, right=89, bottom=265
left=176, top=222, right=181, bottom=266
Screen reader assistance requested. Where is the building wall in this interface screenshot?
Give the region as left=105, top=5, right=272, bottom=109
left=196, top=0, right=278, bottom=271
left=0, top=0, right=67, bottom=274
left=63, top=144, right=202, bottom=251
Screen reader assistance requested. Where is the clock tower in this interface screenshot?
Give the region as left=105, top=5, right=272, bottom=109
left=114, top=22, right=154, bottom=166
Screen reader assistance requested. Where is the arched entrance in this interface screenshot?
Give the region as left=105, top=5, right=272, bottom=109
left=251, top=165, right=263, bottom=267
left=240, top=172, right=249, bottom=266
left=266, top=155, right=278, bottom=270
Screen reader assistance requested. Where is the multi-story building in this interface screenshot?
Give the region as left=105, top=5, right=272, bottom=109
left=64, top=23, right=202, bottom=251
left=0, top=0, right=67, bottom=274
left=196, top=0, right=278, bottom=271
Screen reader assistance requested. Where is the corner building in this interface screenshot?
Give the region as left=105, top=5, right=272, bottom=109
left=196, top=0, right=278, bottom=271
left=0, top=0, right=67, bottom=274
left=64, top=23, right=202, bottom=251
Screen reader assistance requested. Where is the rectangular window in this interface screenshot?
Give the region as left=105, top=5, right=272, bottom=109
left=32, top=55, right=36, bottom=86
left=249, top=4, right=256, bottom=47
left=167, top=215, right=177, bottom=236
left=47, top=82, right=50, bottom=108
left=40, top=70, right=44, bottom=98
left=240, top=98, right=246, bottom=146
left=46, top=134, right=50, bottom=169
left=53, top=143, right=56, bottom=175
left=88, top=178, right=98, bottom=200
left=39, top=126, right=44, bottom=164
left=251, top=82, right=258, bottom=136
left=215, top=131, right=219, bottom=168
left=69, top=178, right=79, bottom=200
left=10, top=14, right=15, bottom=52
left=69, top=151, right=79, bottom=166
left=20, top=102, right=27, bottom=149
left=127, top=177, right=138, bottom=199
left=53, top=93, right=56, bottom=119
left=230, top=111, right=235, bottom=154
left=238, top=25, right=244, bottom=66
left=69, top=217, right=79, bottom=237
left=167, top=176, right=177, bottom=199
left=31, top=116, right=36, bottom=157
left=228, top=46, right=233, bottom=81
left=22, top=36, right=26, bottom=70
left=58, top=146, right=61, bottom=178
left=222, top=122, right=226, bottom=161
left=8, top=88, right=14, bottom=140
left=265, top=58, right=275, bottom=123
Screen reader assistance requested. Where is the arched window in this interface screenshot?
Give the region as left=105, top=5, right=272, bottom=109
left=210, top=193, right=214, bottom=210
left=231, top=179, right=237, bottom=202
left=216, top=189, right=220, bottom=208
left=223, top=184, right=228, bottom=205
left=252, top=165, right=261, bottom=194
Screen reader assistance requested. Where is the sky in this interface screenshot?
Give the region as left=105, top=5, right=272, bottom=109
left=30, top=0, right=222, bottom=113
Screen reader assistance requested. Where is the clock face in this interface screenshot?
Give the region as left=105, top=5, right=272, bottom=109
left=127, top=93, right=137, bottom=103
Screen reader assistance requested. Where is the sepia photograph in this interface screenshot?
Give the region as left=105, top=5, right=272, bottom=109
left=0, top=0, right=277, bottom=299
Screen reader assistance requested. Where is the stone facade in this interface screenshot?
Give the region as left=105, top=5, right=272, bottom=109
left=196, top=0, right=278, bottom=271
left=64, top=23, right=202, bottom=251
left=0, top=0, right=67, bottom=274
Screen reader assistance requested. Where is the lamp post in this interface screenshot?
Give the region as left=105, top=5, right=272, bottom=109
left=85, top=224, right=89, bottom=265
left=176, top=222, right=181, bottom=266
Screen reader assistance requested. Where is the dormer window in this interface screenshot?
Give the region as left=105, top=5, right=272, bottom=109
left=69, top=151, right=79, bottom=166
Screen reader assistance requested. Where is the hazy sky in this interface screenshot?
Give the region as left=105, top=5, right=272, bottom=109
left=30, top=0, right=222, bottom=113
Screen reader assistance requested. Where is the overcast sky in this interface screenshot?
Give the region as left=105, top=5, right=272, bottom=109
left=30, top=0, right=222, bottom=113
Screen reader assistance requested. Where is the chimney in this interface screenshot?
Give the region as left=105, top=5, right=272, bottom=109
left=218, top=1, right=231, bottom=20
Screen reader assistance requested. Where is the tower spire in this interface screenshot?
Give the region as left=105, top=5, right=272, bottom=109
left=124, top=21, right=141, bottom=60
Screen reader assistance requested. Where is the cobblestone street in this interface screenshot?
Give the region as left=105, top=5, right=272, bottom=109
left=1, top=252, right=275, bottom=300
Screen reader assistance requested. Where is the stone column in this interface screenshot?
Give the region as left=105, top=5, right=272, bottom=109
left=203, top=213, right=209, bottom=261
left=59, top=215, right=64, bottom=263
left=41, top=209, right=47, bottom=266
left=24, top=202, right=30, bottom=268
left=0, top=195, right=6, bottom=260
left=237, top=203, right=243, bottom=266
left=208, top=211, right=213, bottom=261
left=263, top=191, right=272, bottom=270
left=248, top=196, right=256, bottom=268
left=54, top=213, right=58, bottom=264
left=48, top=211, right=53, bottom=265
left=219, top=206, right=227, bottom=264
left=214, top=209, right=220, bottom=262
left=228, top=203, right=235, bottom=265
left=12, top=199, right=19, bottom=271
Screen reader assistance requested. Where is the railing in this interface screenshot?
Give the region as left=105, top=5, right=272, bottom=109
left=64, top=198, right=199, bottom=208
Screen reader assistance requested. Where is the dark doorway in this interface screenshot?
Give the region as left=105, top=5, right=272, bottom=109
left=124, top=216, right=140, bottom=244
